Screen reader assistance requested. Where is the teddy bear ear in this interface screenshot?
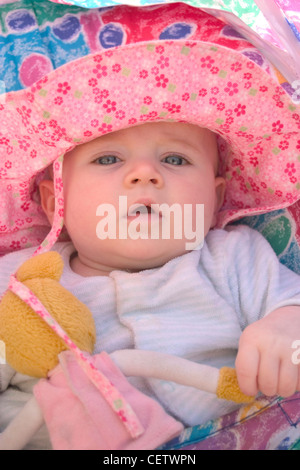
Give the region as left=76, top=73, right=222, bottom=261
left=16, top=252, right=64, bottom=282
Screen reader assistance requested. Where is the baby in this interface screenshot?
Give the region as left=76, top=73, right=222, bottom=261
left=1, top=120, right=300, bottom=450
left=1, top=2, right=300, bottom=450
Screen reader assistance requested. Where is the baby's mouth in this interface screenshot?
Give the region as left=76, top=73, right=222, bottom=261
left=127, top=201, right=162, bottom=220
left=128, top=204, right=159, bottom=219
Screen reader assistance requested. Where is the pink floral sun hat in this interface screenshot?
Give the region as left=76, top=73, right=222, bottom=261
left=1, top=2, right=300, bottom=256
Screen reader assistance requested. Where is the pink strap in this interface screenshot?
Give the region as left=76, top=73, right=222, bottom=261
left=34, top=155, right=65, bottom=256
left=8, top=274, right=144, bottom=439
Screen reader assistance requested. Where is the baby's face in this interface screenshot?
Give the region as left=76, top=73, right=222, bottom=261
left=56, top=122, right=225, bottom=275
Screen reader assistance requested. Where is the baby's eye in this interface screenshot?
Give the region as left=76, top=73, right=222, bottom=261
left=94, top=155, right=121, bottom=165
left=162, top=154, right=188, bottom=166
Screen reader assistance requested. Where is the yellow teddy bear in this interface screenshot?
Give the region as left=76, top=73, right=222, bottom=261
left=0, top=251, right=254, bottom=450
left=0, top=251, right=96, bottom=378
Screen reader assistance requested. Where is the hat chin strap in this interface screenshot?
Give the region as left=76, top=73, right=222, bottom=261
left=34, top=154, right=65, bottom=257
left=7, top=274, right=144, bottom=439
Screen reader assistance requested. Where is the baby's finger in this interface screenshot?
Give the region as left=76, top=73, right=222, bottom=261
left=235, top=343, right=259, bottom=396
left=257, top=355, right=279, bottom=397
left=278, top=360, right=299, bottom=397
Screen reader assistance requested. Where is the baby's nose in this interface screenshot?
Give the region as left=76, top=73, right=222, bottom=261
left=124, top=162, right=163, bottom=188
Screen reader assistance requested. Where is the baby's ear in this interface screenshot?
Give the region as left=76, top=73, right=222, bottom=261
left=215, top=176, right=226, bottom=211
left=16, top=252, right=64, bottom=282
left=211, top=176, right=226, bottom=228
left=39, top=179, right=55, bottom=225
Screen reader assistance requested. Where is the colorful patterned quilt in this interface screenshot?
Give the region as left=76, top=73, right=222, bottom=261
left=161, top=393, right=300, bottom=450
left=0, top=0, right=300, bottom=450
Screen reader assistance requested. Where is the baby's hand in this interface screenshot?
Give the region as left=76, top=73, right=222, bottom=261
left=235, top=306, right=300, bottom=398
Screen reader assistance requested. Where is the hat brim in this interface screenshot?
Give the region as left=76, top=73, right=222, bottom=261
left=1, top=4, right=300, bottom=255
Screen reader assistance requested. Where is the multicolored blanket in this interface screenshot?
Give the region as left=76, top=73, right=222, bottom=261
left=161, top=393, right=300, bottom=450
left=0, top=0, right=300, bottom=450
